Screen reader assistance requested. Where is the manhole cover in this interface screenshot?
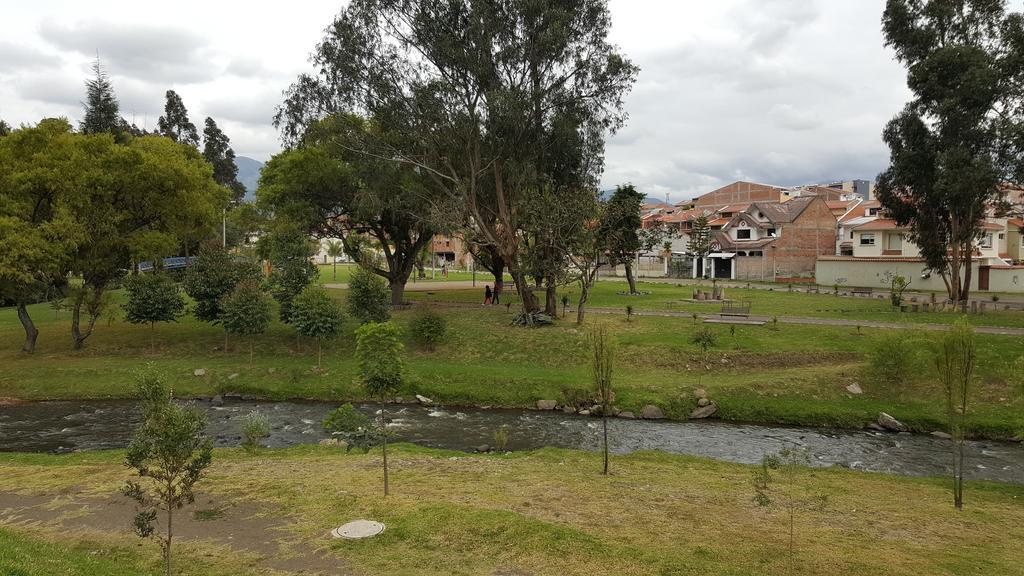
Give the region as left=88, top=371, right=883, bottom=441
left=331, top=520, right=385, bottom=540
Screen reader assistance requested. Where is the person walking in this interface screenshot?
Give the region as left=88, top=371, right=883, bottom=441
left=483, top=285, right=493, bottom=305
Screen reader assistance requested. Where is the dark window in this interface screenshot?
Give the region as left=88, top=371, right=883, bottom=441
left=736, top=229, right=751, bottom=240
left=767, top=228, right=777, bottom=237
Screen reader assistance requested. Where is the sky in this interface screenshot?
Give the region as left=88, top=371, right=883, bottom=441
left=0, top=0, right=999, bottom=202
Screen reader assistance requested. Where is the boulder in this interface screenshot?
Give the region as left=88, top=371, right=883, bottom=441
left=640, top=405, right=665, bottom=419
left=689, top=403, right=718, bottom=419
left=878, top=412, right=909, bottom=432
left=474, top=444, right=492, bottom=453
left=211, top=395, right=224, bottom=407
left=578, top=409, right=591, bottom=416
left=194, top=368, right=207, bottom=377
left=693, top=388, right=708, bottom=399
left=865, top=422, right=885, bottom=432
left=845, top=383, right=863, bottom=395
left=618, top=411, right=636, bottom=419
left=697, top=398, right=711, bottom=407
left=562, top=405, right=576, bottom=414
left=930, top=431, right=952, bottom=439
left=536, top=399, right=558, bottom=410
left=415, top=394, right=433, bottom=406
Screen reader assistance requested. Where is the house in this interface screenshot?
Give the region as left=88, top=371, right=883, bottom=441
left=694, top=196, right=837, bottom=280
left=1009, top=218, right=1024, bottom=263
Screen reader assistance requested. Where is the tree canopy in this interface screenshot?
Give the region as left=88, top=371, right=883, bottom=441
left=876, top=0, right=1024, bottom=302
left=158, top=90, right=200, bottom=148
left=202, top=117, right=246, bottom=204
left=275, top=0, right=637, bottom=313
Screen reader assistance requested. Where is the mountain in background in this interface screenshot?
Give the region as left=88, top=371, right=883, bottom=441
left=235, top=156, right=265, bottom=202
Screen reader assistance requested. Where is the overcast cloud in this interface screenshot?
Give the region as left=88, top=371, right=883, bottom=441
left=4, top=0, right=1017, bottom=202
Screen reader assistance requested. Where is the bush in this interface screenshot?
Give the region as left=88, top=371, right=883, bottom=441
left=241, top=410, right=270, bottom=453
left=867, top=332, right=922, bottom=395
left=409, top=308, right=447, bottom=350
left=347, top=265, right=391, bottom=324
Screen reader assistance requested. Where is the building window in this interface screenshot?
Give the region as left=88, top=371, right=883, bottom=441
left=860, top=233, right=876, bottom=246
left=887, top=234, right=902, bottom=251
left=767, top=228, right=777, bottom=237
left=980, top=234, right=992, bottom=249
left=867, top=208, right=879, bottom=216
left=736, top=229, right=751, bottom=240
left=999, top=233, right=1005, bottom=240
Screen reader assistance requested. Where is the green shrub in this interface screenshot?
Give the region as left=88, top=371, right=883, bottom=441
left=867, top=332, right=922, bottom=395
left=241, top=410, right=270, bottom=453
left=409, top=308, right=447, bottom=350
left=493, top=426, right=510, bottom=452
left=347, top=265, right=390, bottom=324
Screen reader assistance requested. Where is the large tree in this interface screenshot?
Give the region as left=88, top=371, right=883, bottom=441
left=275, top=0, right=637, bottom=314
left=601, top=184, right=646, bottom=294
left=876, top=0, right=1024, bottom=303
left=0, top=120, right=82, bottom=352
left=80, top=58, right=122, bottom=137
left=202, top=117, right=247, bottom=204
left=66, top=135, right=225, bottom=348
left=157, top=90, right=200, bottom=148
left=0, top=120, right=10, bottom=136
left=259, top=115, right=438, bottom=305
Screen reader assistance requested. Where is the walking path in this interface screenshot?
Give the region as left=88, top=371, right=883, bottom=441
left=423, top=301, right=1024, bottom=336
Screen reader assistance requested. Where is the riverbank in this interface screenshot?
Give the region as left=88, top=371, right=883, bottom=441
left=1, top=445, right=1022, bottom=576
left=2, top=294, right=1022, bottom=440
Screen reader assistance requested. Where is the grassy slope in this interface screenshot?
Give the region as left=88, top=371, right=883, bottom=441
left=2, top=289, right=1022, bottom=438
left=1, top=446, right=1023, bottom=576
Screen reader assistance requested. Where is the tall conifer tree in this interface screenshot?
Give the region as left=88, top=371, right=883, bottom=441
left=157, top=90, right=200, bottom=147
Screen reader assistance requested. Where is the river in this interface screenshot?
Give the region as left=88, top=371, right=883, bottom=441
left=1, top=399, right=1022, bottom=484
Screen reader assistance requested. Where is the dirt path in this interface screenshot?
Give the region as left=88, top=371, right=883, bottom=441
left=0, top=490, right=349, bottom=575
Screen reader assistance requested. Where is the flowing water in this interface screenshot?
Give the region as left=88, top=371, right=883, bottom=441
left=1, top=399, right=1022, bottom=484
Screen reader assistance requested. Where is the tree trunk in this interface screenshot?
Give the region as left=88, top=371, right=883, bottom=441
left=71, top=295, right=99, bottom=350
left=16, top=302, right=38, bottom=354
left=317, top=338, right=322, bottom=368
left=249, top=338, right=254, bottom=365
left=390, top=278, right=406, bottom=306
left=544, top=276, right=557, bottom=317
left=381, top=400, right=389, bottom=496
left=509, top=267, right=540, bottom=314
left=625, top=262, right=638, bottom=294
left=602, top=414, right=609, bottom=475
left=961, top=248, right=973, bottom=304
left=333, top=261, right=337, bottom=280
left=165, top=500, right=173, bottom=576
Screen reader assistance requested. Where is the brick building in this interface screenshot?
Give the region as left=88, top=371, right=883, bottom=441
left=699, top=196, right=837, bottom=281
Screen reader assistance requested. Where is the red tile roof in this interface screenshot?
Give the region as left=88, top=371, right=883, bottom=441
left=853, top=219, right=906, bottom=231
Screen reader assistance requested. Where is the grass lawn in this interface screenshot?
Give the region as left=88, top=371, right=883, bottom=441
left=2, top=290, right=1023, bottom=438
left=316, top=263, right=509, bottom=285
left=0, top=445, right=1022, bottom=575
left=404, top=277, right=1024, bottom=328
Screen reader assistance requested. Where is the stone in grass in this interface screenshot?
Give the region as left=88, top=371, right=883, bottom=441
left=415, top=394, right=433, bottom=406
left=536, top=399, right=558, bottom=410
left=640, top=405, right=665, bottom=419
left=331, top=520, right=385, bottom=540
left=878, top=412, right=908, bottom=432
left=194, top=368, right=207, bottom=377
left=697, top=398, right=711, bottom=407
left=845, top=382, right=863, bottom=395
left=690, top=403, right=718, bottom=419
left=693, top=388, right=707, bottom=399
left=227, top=373, right=239, bottom=381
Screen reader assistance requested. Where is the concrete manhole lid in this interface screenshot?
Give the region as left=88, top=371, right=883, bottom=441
left=331, top=520, right=385, bottom=539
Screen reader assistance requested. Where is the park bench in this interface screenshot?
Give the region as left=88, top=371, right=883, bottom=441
left=719, top=301, right=751, bottom=317
left=851, top=287, right=874, bottom=296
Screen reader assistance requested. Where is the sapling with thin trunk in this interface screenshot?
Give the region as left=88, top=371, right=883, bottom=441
left=122, top=369, right=212, bottom=576
left=589, top=324, right=616, bottom=475
left=933, top=317, right=975, bottom=509
left=752, top=448, right=827, bottom=574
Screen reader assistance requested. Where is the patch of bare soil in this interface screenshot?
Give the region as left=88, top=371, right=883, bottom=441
left=0, top=490, right=348, bottom=575
left=632, top=349, right=862, bottom=371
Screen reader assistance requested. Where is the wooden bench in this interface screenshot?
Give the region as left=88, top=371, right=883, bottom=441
left=719, top=301, right=751, bottom=317
left=851, top=287, right=874, bottom=296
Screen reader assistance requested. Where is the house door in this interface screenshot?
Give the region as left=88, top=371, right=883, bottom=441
left=713, top=258, right=731, bottom=279
left=978, top=266, right=990, bottom=291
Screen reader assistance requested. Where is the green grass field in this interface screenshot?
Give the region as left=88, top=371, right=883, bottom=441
left=2, top=285, right=1022, bottom=438
left=405, top=277, right=1024, bottom=328
left=1, top=445, right=1022, bottom=576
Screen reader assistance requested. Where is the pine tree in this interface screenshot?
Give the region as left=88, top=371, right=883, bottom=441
left=202, top=117, right=245, bottom=204
left=80, top=58, right=121, bottom=136
left=0, top=119, right=10, bottom=137
left=157, top=90, right=199, bottom=147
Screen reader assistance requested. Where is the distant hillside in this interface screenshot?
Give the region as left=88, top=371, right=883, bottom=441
left=235, top=156, right=264, bottom=202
